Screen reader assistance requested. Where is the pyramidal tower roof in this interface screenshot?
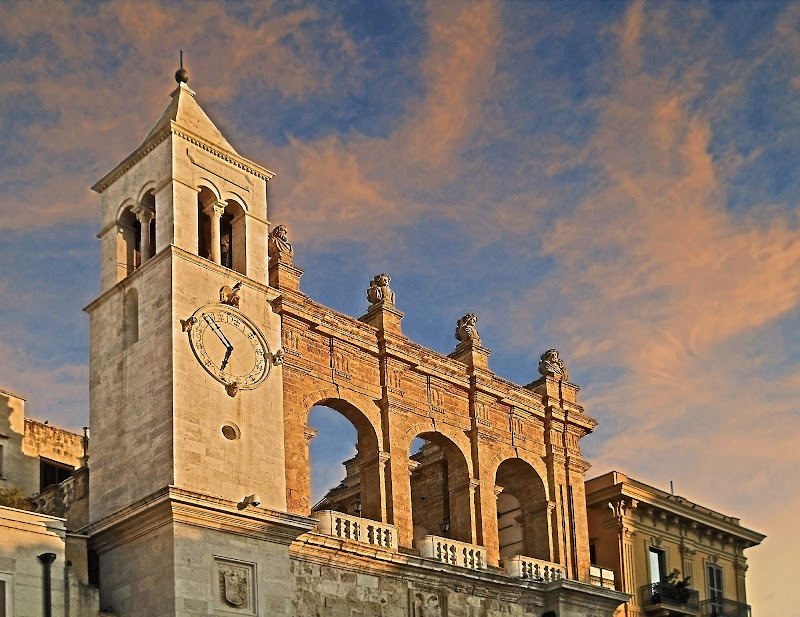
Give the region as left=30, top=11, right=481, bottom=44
left=141, top=81, right=238, bottom=155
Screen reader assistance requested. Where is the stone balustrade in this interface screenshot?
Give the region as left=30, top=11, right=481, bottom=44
left=589, top=565, right=616, bottom=589
left=311, top=510, right=398, bottom=551
left=415, top=535, right=486, bottom=570
left=504, top=555, right=565, bottom=582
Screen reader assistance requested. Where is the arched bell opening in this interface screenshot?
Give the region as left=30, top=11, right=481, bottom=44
left=197, top=187, right=216, bottom=261
left=495, top=458, right=551, bottom=562
left=221, top=200, right=246, bottom=274
left=116, top=206, right=140, bottom=280
left=139, top=190, right=156, bottom=260
left=306, top=399, right=382, bottom=522
left=409, top=432, right=472, bottom=544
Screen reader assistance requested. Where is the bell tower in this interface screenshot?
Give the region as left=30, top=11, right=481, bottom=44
left=85, top=69, right=313, bottom=617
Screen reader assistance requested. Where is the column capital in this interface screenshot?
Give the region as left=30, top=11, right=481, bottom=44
left=132, top=204, right=155, bottom=224
left=203, top=200, right=226, bottom=219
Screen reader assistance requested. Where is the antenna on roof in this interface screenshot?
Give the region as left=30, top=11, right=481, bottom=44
left=175, top=50, right=189, bottom=84
left=670, top=480, right=674, bottom=495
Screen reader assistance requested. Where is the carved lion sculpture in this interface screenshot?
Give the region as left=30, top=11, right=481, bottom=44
left=268, top=224, right=293, bottom=260
left=538, top=348, right=568, bottom=381
left=454, top=313, right=481, bottom=345
left=366, top=273, right=395, bottom=306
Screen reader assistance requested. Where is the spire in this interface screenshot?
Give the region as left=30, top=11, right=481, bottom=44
left=138, top=61, right=238, bottom=155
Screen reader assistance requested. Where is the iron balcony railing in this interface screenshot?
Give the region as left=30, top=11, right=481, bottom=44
left=699, top=598, right=751, bottom=617
left=641, top=582, right=700, bottom=611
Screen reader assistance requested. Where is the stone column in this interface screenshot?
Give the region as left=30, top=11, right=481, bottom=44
left=132, top=204, right=155, bottom=264
left=203, top=200, right=226, bottom=264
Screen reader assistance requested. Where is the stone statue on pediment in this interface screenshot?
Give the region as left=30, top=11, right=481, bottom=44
left=538, top=348, right=568, bottom=381
left=367, top=273, right=395, bottom=306
left=268, top=224, right=293, bottom=261
left=455, top=313, right=480, bottom=345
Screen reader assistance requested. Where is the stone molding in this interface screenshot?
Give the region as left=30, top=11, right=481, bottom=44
left=85, top=486, right=316, bottom=554
left=92, top=122, right=274, bottom=194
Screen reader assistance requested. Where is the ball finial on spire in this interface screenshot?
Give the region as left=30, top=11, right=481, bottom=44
left=175, top=50, right=189, bottom=84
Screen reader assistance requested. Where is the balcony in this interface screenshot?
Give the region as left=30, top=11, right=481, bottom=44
left=414, top=535, right=486, bottom=570
left=641, top=582, right=699, bottom=616
left=504, top=555, right=565, bottom=582
left=311, top=510, right=398, bottom=551
left=590, top=565, right=616, bottom=589
left=699, top=599, right=751, bottom=617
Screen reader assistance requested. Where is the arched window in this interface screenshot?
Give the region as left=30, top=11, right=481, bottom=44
left=117, top=207, right=140, bottom=280
left=197, top=187, right=215, bottom=261
left=222, top=200, right=246, bottom=274
left=123, top=288, right=139, bottom=349
left=139, top=191, right=156, bottom=259
left=409, top=433, right=472, bottom=543
left=495, top=458, right=550, bottom=561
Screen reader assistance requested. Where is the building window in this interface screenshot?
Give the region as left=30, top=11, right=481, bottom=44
left=707, top=563, right=724, bottom=613
left=0, top=572, right=12, bottom=617
left=0, top=444, right=4, bottom=478
left=589, top=541, right=597, bottom=565
left=649, top=547, right=667, bottom=584
left=39, top=457, right=73, bottom=492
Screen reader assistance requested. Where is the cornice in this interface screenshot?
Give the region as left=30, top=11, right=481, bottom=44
left=92, top=122, right=275, bottom=194
left=85, top=486, right=316, bottom=554
left=586, top=482, right=765, bottom=547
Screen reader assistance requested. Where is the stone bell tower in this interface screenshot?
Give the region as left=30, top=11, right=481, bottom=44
left=85, top=69, right=313, bottom=617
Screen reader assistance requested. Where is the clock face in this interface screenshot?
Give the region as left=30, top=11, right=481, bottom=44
left=186, top=304, right=272, bottom=390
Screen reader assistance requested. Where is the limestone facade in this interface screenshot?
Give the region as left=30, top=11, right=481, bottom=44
left=585, top=471, right=764, bottom=617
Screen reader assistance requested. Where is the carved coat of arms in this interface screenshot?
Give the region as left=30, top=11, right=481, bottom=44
left=221, top=569, right=248, bottom=608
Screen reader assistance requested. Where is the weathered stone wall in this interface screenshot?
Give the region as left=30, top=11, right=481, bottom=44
left=274, top=278, right=596, bottom=578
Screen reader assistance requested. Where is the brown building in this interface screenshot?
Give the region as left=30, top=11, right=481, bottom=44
left=585, top=471, right=764, bottom=617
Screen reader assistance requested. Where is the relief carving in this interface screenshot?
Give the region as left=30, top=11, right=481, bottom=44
left=475, top=402, right=491, bottom=426
left=429, top=387, right=445, bottom=413
left=283, top=329, right=302, bottom=356
left=333, top=353, right=351, bottom=379
left=409, top=590, right=445, bottom=617
left=219, top=282, right=242, bottom=308
left=215, top=560, right=254, bottom=612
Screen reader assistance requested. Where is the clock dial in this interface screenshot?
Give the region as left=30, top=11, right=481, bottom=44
left=186, top=305, right=272, bottom=390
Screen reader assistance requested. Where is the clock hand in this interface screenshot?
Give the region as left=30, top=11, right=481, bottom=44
left=220, top=346, right=234, bottom=371
left=203, top=315, right=234, bottom=349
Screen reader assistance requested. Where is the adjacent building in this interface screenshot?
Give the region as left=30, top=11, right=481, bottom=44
left=585, top=472, right=764, bottom=617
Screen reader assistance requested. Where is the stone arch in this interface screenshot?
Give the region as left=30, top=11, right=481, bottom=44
left=221, top=198, right=246, bottom=274
left=292, top=389, right=384, bottom=522
left=494, top=457, right=552, bottom=562
left=135, top=182, right=158, bottom=206
left=116, top=200, right=140, bottom=279
left=224, top=190, right=249, bottom=212
left=408, top=429, right=475, bottom=544
left=196, top=185, right=219, bottom=260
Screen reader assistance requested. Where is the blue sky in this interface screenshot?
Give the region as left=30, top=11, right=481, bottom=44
left=1, top=1, right=798, bottom=612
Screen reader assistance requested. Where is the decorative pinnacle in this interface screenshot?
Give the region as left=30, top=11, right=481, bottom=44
left=175, top=50, right=189, bottom=84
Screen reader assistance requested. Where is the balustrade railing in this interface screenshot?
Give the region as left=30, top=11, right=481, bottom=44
left=699, top=598, right=751, bottom=617
left=504, top=555, right=565, bottom=582
left=641, top=582, right=699, bottom=611
left=589, top=565, right=616, bottom=589
left=311, top=510, right=398, bottom=551
left=415, top=535, right=486, bottom=570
